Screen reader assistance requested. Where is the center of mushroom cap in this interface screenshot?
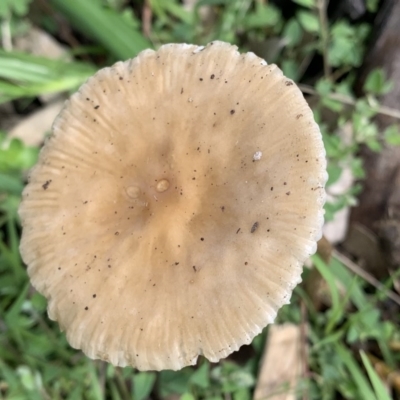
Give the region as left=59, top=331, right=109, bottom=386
left=126, top=185, right=141, bottom=199
left=156, top=179, right=170, bottom=193
left=125, top=179, right=171, bottom=205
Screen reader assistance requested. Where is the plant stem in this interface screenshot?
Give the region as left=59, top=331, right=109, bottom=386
left=317, top=0, right=331, bottom=79
left=333, top=250, right=400, bottom=306
left=299, top=83, right=400, bottom=120
left=115, top=368, right=131, bottom=400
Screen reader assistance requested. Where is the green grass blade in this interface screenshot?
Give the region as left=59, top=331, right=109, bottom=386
left=49, top=0, right=152, bottom=60
left=0, top=358, right=23, bottom=393
left=87, top=362, right=103, bottom=400
left=0, top=50, right=94, bottom=81
left=330, top=257, right=368, bottom=311
left=312, top=255, right=340, bottom=310
left=335, top=344, right=376, bottom=400
left=360, top=351, right=392, bottom=400
left=5, top=282, right=30, bottom=326
left=0, top=50, right=96, bottom=103
left=312, top=255, right=344, bottom=333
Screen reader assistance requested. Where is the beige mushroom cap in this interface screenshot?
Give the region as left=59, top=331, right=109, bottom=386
left=19, top=41, right=327, bottom=371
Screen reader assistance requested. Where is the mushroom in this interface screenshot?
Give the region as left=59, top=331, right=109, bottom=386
left=19, top=41, right=327, bottom=371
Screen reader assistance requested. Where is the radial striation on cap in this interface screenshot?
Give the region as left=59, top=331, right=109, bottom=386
left=19, top=41, right=327, bottom=371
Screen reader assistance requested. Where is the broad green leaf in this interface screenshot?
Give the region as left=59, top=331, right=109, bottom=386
left=243, top=4, right=282, bottom=29
left=159, top=369, right=192, bottom=397
left=292, top=0, right=315, bottom=8
left=322, top=97, right=344, bottom=113
left=190, top=362, right=210, bottom=389
left=365, top=139, right=382, bottom=152
left=0, top=0, right=32, bottom=18
left=384, top=125, right=400, bottom=146
left=283, top=19, right=303, bottom=47
left=133, top=372, right=156, bottom=400
left=181, top=393, right=196, bottom=400
left=0, top=172, right=24, bottom=194
left=350, top=157, right=365, bottom=179
left=281, top=59, right=300, bottom=81
left=233, top=388, right=251, bottom=400
left=366, top=0, right=379, bottom=12
left=297, top=11, right=319, bottom=33
left=364, top=69, right=393, bottom=95
left=326, top=164, right=342, bottom=186
left=329, top=22, right=371, bottom=68
left=196, top=0, right=230, bottom=5
left=315, top=78, right=333, bottom=96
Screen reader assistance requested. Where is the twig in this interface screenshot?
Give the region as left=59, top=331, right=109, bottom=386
left=389, top=341, right=400, bottom=351
left=99, top=361, right=106, bottom=399
left=316, top=0, right=331, bottom=79
left=1, top=18, right=12, bottom=51
left=299, top=83, right=400, bottom=121
left=300, top=301, right=309, bottom=400
left=330, top=65, right=352, bottom=82
left=333, top=249, right=400, bottom=306
left=115, top=368, right=131, bottom=400
left=142, top=0, right=152, bottom=38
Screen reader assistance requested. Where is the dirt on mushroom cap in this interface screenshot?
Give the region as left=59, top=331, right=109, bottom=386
left=19, top=41, right=327, bottom=371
